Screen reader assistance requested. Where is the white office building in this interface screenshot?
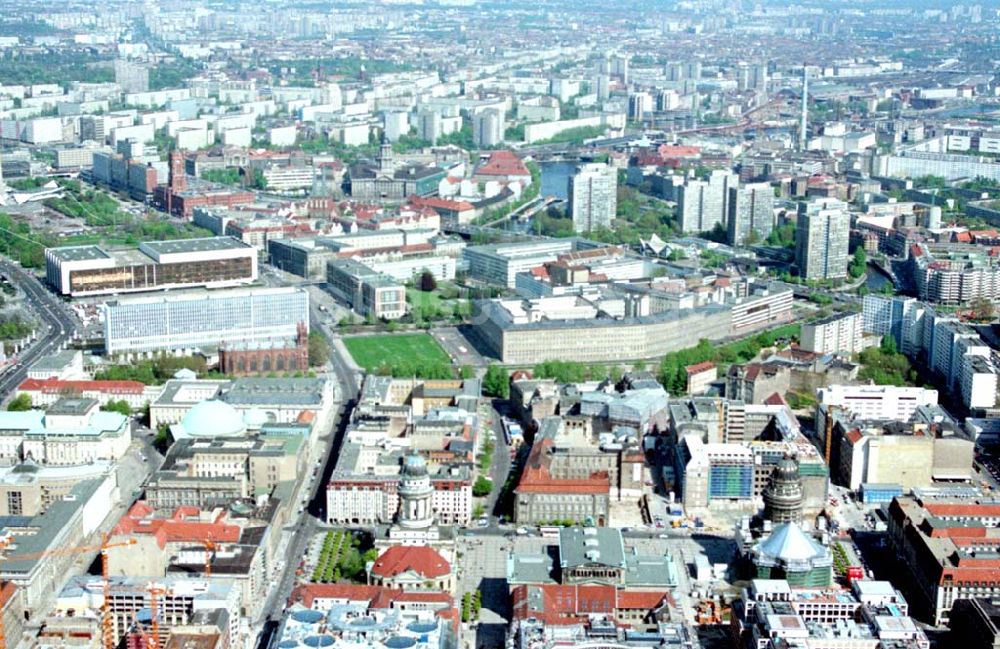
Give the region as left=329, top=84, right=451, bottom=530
left=103, top=287, right=309, bottom=355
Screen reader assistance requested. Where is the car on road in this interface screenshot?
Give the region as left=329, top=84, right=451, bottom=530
left=477, top=518, right=489, bottom=528
left=516, top=527, right=528, bottom=535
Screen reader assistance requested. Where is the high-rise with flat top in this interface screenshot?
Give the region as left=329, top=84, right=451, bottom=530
left=678, top=170, right=736, bottom=234
left=569, top=163, right=617, bottom=233
left=727, top=182, right=774, bottom=246
left=795, top=198, right=850, bottom=280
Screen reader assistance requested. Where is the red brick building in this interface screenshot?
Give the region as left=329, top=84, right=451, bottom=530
left=219, top=322, right=309, bottom=376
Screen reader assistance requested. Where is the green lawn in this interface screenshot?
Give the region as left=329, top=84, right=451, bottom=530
left=343, top=333, right=451, bottom=372
left=407, top=287, right=444, bottom=311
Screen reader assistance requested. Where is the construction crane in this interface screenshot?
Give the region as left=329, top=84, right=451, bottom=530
left=200, top=538, right=216, bottom=578
left=0, top=533, right=136, bottom=649
left=146, top=583, right=168, bottom=649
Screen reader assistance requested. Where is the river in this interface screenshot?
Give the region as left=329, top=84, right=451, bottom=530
left=864, top=260, right=893, bottom=293
left=540, top=161, right=575, bottom=200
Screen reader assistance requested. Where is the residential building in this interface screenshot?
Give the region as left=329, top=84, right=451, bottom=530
left=113, top=60, right=148, bottom=93
left=102, top=287, right=309, bottom=356
left=569, top=163, right=617, bottom=233
left=727, top=182, right=774, bottom=247
left=45, top=236, right=257, bottom=297
left=909, top=242, right=1000, bottom=305
left=794, top=198, right=850, bottom=281
left=326, top=258, right=406, bottom=320
left=685, top=362, right=717, bottom=396
left=677, top=170, right=736, bottom=234
left=800, top=312, right=864, bottom=355
left=472, top=109, right=503, bottom=147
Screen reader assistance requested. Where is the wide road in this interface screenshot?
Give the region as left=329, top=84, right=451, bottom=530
left=254, top=290, right=361, bottom=649
left=0, top=258, right=77, bottom=399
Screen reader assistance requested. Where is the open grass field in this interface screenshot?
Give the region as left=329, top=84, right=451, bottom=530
left=343, top=333, right=451, bottom=372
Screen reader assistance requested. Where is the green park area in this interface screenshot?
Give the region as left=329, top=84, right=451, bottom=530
left=343, top=333, right=453, bottom=378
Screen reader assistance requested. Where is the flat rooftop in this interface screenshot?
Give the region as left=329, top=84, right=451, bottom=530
left=46, top=245, right=111, bottom=263
left=141, top=236, right=251, bottom=256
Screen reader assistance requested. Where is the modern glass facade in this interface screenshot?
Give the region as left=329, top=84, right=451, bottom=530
left=104, top=287, right=309, bottom=354
left=708, top=462, right=753, bottom=499
left=69, top=257, right=254, bottom=294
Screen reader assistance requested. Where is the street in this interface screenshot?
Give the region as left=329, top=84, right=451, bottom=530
left=0, top=258, right=77, bottom=401
left=253, top=289, right=360, bottom=649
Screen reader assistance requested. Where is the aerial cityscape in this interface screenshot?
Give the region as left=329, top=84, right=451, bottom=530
left=0, top=1, right=999, bottom=648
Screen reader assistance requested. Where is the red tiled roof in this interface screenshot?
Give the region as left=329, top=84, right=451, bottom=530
left=0, top=582, right=16, bottom=611
left=371, top=545, right=451, bottom=579
left=19, top=378, right=146, bottom=395
left=113, top=502, right=242, bottom=550
left=511, top=584, right=667, bottom=626
left=291, top=583, right=453, bottom=610
left=516, top=439, right=609, bottom=495
left=924, top=503, right=1000, bottom=518
left=685, top=361, right=716, bottom=375
left=763, top=392, right=788, bottom=407
left=410, top=195, right=475, bottom=212
left=476, top=151, right=530, bottom=177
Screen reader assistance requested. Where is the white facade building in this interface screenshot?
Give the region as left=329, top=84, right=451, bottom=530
left=103, top=287, right=308, bottom=355
left=569, top=163, right=617, bottom=233
left=800, top=312, right=864, bottom=354
left=816, top=385, right=939, bottom=422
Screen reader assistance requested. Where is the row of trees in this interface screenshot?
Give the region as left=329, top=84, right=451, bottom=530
left=658, top=325, right=801, bottom=394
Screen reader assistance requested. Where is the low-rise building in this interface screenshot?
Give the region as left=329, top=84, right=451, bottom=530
left=45, top=237, right=257, bottom=298
left=731, top=578, right=927, bottom=649
left=0, top=398, right=130, bottom=466
left=326, top=258, right=406, bottom=320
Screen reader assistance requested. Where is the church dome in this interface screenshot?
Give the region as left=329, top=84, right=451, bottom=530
left=401, top=452, right=428, bottom=478
left=176, top=400, right=246, bottom=439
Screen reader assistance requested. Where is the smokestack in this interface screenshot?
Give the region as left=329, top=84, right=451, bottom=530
left=800, top=67, right=809, bottom=151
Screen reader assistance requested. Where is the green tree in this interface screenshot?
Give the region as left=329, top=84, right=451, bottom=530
left=482, top=364, right=510, bottom=399
left=418, top=270, right=437, bottom=292
left=473, top=476, right=493, bottom=497
left=7, top=393, right=31, bottom=411
left=101, top=399, right=132, bottom=416
left=308, top=331, right=330, bottom=367
left=848, top=247, right=867, bottom=279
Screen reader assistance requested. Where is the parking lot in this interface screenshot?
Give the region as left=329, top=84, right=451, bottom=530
left=432, top=326, right=486, bottom=368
